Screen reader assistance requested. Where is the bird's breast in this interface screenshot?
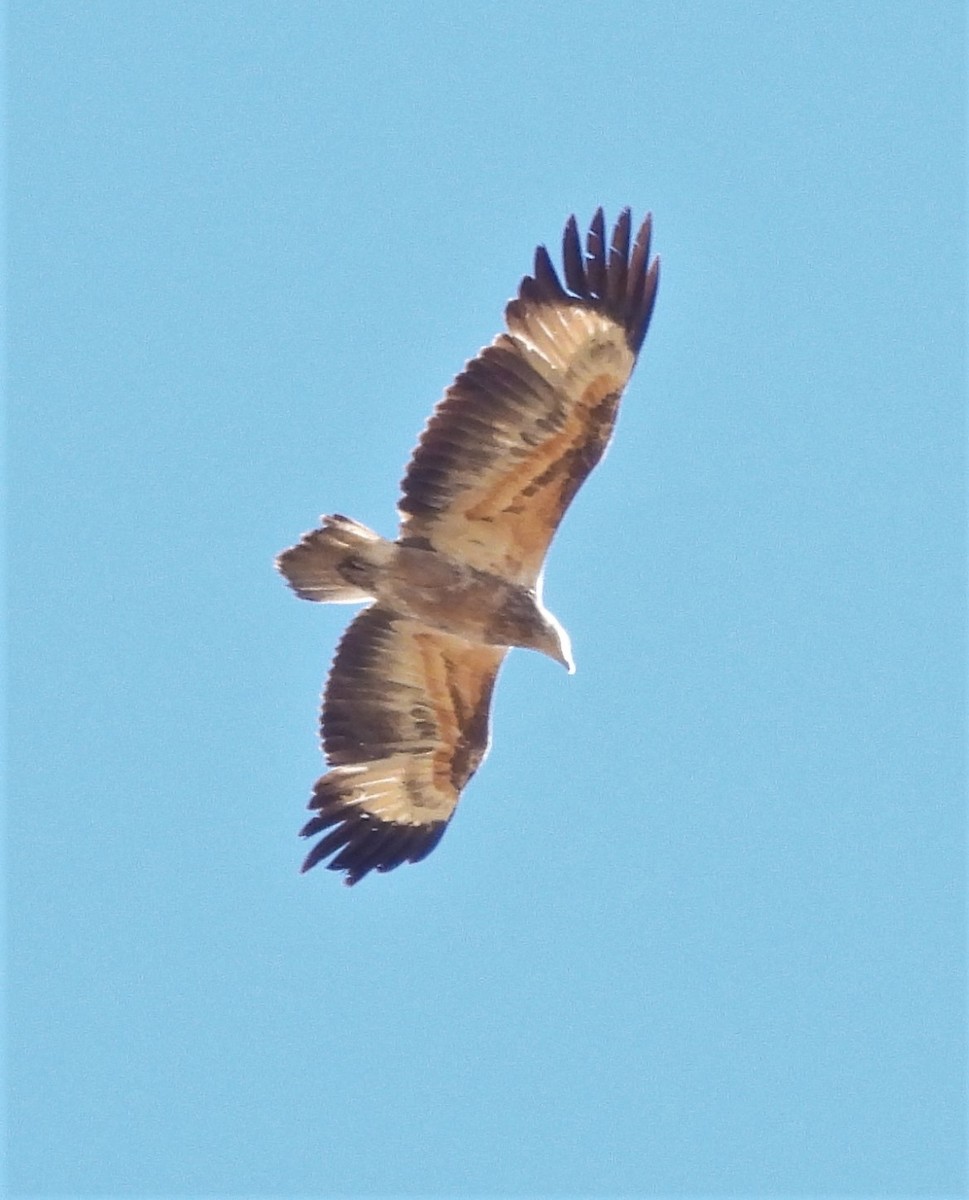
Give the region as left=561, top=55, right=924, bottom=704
left=377, top=546, right=525, bottom=647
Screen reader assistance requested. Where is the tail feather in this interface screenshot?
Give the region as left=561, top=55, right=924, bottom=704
left=276, top=514, right=391, bottom=603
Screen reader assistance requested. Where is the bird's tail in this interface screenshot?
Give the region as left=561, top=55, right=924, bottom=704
left=276, top=514, right=393, bottom=603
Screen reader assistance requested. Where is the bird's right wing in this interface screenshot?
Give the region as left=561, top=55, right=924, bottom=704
left=301, top=606, right=506, bottom=884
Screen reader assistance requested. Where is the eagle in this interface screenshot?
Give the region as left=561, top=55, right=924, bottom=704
left=277, top=208, right=659, bottom=884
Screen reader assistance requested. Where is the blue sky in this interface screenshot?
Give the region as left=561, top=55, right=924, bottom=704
left=7, top=1, right=965, bottom=1196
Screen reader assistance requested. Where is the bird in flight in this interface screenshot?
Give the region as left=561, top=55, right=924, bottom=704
left=277, top=208, right=659, bottom=884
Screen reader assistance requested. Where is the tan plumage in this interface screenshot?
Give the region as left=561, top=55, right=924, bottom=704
left=277, top=209, right=659, bottom=884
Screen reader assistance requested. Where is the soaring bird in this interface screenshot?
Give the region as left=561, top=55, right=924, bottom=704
left=277, top=209, right=659, bottom=884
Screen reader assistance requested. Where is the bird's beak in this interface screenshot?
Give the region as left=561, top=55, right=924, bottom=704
left=551, top=641, right=575, bottom=675
left=538, top=611, right=574, bottom=674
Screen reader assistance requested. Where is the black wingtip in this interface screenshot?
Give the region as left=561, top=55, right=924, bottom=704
left=556, top=210, right=658, bottom=354
left=299, top=794, right=451, bottom=884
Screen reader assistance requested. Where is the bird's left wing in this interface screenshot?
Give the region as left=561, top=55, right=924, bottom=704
left=301, top=605, right=506, bottom=884
left=398, top=208, right=659, bottom=586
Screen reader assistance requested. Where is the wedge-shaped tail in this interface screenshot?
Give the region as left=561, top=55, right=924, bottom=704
left=276, top=514, right=390, bottom=603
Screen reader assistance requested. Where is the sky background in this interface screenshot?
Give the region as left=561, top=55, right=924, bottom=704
left=6, top=2, right=966, bottom=1197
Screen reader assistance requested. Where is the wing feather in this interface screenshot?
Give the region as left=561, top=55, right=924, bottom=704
left=562, top=214, right=587, bottom=296
left=398, top=210, right=660, bottom=583
left=607, top=207, right=631, bottom=308
left=584, top=207, right=607, bottom=298
left=300, top=606, right=506, bottom=884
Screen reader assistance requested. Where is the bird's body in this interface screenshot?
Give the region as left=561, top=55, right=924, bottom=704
left=277, top=209, right=659, bottom=884
left=282, top=514, right=568, bottom=662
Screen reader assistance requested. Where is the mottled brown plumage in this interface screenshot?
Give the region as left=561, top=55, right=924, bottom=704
left=277, top=209, right=659, bottom=884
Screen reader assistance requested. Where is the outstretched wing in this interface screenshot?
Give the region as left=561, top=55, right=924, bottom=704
left=398, top=208, right=660, bottom=586
left=300, top=606, right=506, bottom=884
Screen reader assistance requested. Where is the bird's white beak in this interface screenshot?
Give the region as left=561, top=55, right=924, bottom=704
left=547, top=625, right=575, bottom=674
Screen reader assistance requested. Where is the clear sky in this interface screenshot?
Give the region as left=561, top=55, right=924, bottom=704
left=7, top=2, right=965, bottom=1196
